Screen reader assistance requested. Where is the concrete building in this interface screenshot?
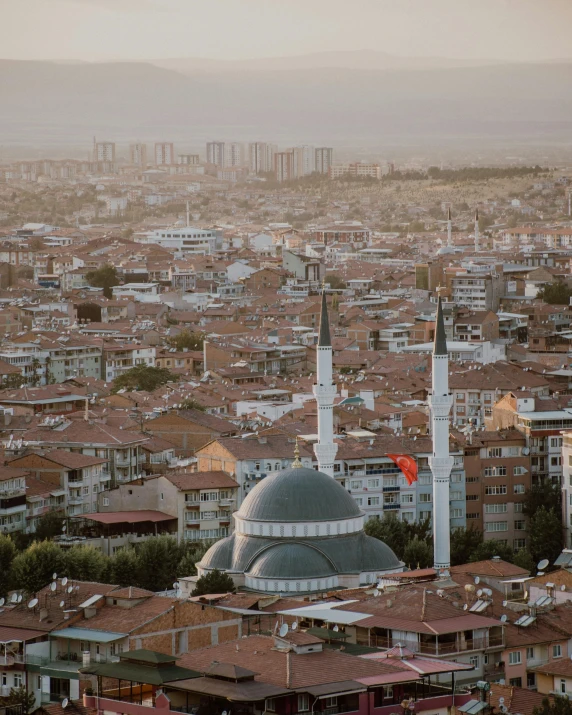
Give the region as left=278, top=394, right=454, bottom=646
left=206, top=141, right=225, bottom=167
left=177, top=154, right=200, bottom=165
left=141, top=227, right=222, bottom=255
left=95, top=141, right=115, bottom=163
left=315, top=147, right=334, bottom=175
left=129, top=143, right=147, bottom=167
left=248, top=142, right=274, bottom=173
left=292, top=145, right=315, bottom=177
left=329, top=163, right=381, bottom=179
left=274, top=151, right=294, bottom=182
left=154, top=143, right=175, bottom=165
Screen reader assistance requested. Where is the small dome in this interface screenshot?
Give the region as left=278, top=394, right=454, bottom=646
left=199, top=535, right=234, bottom=570
left=247, top=543, right=337, bottom=579
left=236, top=467, right=362, bottom=523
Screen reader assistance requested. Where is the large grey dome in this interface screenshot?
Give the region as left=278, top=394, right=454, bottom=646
left=247, top=543, right=337, bottom=579
left=236, top=466, right=362, bottom=523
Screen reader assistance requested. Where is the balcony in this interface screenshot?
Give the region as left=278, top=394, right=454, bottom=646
left=383, top=503, right=400, bottom=510
left=100, top=472, right=112, bottom=482
left=219, top=498, right=235, bottom=507
left=362, top=633, right=503, bottom=655
left=382, top=486, right=400, bottom=492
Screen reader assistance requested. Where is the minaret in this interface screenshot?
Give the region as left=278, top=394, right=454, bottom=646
left=428, top=292, right=454, bottom=577
left=474, top=209, right=480, bottom=253
left=313, top=288, right=338, bottom=477
left=446, top=207, right=452, bottom=249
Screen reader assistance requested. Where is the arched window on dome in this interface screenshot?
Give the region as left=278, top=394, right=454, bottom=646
left=275, top=462, right=280, bottom=471
left=274, top=581, right=278, bottom=591
left=296, top=582, right=300, bottom=591
left=280, top=525, right=285, bottom=536
left=292, top=526, right=296, bottom=537
left=304, top=525, right=308, bottom=537
left=269, top=525, right=273, bottom=536
left=327, top=524, right=331, bottom=535
left=315, top=525, right=320, bottom=536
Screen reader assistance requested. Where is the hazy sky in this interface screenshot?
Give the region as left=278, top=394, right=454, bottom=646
left=2, top=0, right=572, bottom=62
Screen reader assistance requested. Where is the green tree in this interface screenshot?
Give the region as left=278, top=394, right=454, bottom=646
left=167, top=330, right=206, bottom=352
left=325, top=275, right=347, bottom=290
left=450, top=526, right=484, bottom=566
left=365, top=514, right=408, bottom=559
left=86, top=264, right=120, bottom=299
left=533, top=695, right=572, bottom=715
left=136, top=536, right=184, bottom=591
left=524, top=482, right=562, bottom=519
left=468, top=539, right=515, bottom=563
left=0, top=535, right=16, bottom=596
left=512, top=548, right=536, bottom=574
left=29, top=357, right=41, bottom=387
left=34, top=510, right=64, bottom=541
left=2, top=374, right=26, bottom=389
left=178, top=398, right=206, bottom=412
left=528, top=507, right=563, bottom=566
left=108, top=548, right=141, bottom=587
left=111, top=365, right=178, bottom=393
left=65, top=546, right=109, bottom=582
left=536, top=282, right=572, bottom=305
left=11, top=541, right=67, bottom=595
left=192, top=569, right=236, bottom=597
left=7, top=686, right=36, bottom=715
left=403, top=536, right=433, bottom=569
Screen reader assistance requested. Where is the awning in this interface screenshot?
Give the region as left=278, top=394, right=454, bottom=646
left=52, top=627, right=126, bottom=643
left=72, top=510, right=176, bottom=525
left=81, top=660, right=199, bottom=685
left=0, top=627, right=48, bottom=643
left=169, top=676, right=288, bottom=702
left=304, top=681, right=367, bottom=698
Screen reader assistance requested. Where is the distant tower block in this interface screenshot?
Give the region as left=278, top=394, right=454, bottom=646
left=474, top=208, right=480, bottom=252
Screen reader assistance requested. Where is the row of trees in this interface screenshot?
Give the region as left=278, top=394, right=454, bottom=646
left=0, top=535, right=214, bottom=597
left=365, top=482, right=563, bottom=572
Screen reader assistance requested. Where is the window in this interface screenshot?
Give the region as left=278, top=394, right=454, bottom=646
left=350, top=480, right=362, bottom=490
left=383, top=686, right=393, bottom=699
left=485, top=521, right=508, bottom=532
left=467, top=512, right=480, bottom=519
left=509, top=651, right=522, bottom=665
left=451, top=473, right=462, bottom=483
left=298, top=694, right=310, bottom=712
left=485, top=504, right=507, bottom=513
left=325, top=698, right=338, bottom=708
left=552, top=456, right=562, bottom=467
left=419, top=511, right=431, bottom=521
left=561, top=679, right=567, bottom=695
left=450, top=508, right=463, bottom=518
left=419, top=493, right=432, bottom=502
left=266, top=699, right=276, bottom=712
left=527, top=673, right=536, bottom=689
left=401, top=493, right=413, bottom=504
left=509, top=678, right=522, bottom=687
left=368, top=479, right=380, bottom=488
left=488, top=448, right=502, bottom=458
left=402, top=511, right=414, bottom=523
left=1, top=674, right=6, bottom=686
left=466, top=494, right=479, bottom=501
left=553, top=644, right=562, bottom=658
left=450, top=491, right=462, bottom=501
left=514, top=539, right=526, bottom=549
left=513, top=466, right=526, bottom=476
left=514, top=520, right=525, bottom=530
left=103, top=497, right=109, bottom=506
left=485, top=485, right=507, bottom=495
left=514, top=502, right=524, bottom=512
left=354, top=498, right=363, bottom=506
left=368, top=496, right=380, bottom=506
left=200, top=492, right=218, bottom=502
left=527, top=647, right=535, bottom=660
left=484, top=466, right=506, bottom=477
left=13, top=674, right=22, bottom=687
left=469, top=655, right=479, bottom=668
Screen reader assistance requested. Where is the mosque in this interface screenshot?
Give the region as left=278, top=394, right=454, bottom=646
left=197, top=290, right=453, bottom=593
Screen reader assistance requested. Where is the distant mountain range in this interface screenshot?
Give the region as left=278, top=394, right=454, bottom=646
left=1, top=55, right=572, bottom=150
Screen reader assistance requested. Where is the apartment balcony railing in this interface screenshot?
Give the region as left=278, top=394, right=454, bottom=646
left=362, top=633, right=503, bottom=655
left=383, top=503, right=400, bottom=510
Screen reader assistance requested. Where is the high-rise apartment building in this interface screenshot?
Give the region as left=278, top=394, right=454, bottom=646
left=315, top=147, right=333, bottom=175
left=154, top=143, right=175, bottom=165
left=292, top=145, right=315, bottom=178
left=129, top=143, right=147, bottom=167
left=249, top=142, right=275, bottom=174
left=95, top=142, right=115, bottom=163
left=329, top=163, right=381, bottom=180
left=274, top=152, right=294, bottom=182
left=225, top=142, right=244, bottom=167
left=206, top=142, right=225, bottom=167
left=178, top=154, right=200, bottom=165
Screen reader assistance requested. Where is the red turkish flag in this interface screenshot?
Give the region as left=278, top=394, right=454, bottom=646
left=387, top=454, right=418, bottom=485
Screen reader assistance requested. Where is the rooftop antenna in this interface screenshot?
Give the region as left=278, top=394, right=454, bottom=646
left=279, top=623, right=288, bottom=638
left=538, top=558, right=550, bottom=571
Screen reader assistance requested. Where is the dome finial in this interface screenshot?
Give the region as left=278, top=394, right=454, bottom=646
left=292, top=437, right=302, bottom=468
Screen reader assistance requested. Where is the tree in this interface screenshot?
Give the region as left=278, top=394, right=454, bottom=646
left=29, top=357, right=41, bottom=387
left=167, top=330, right=206, bottom=352
left=178, top=541, right=213, bottom=577
left=2, top=374, right=26, bottom=389
left=524, top=482, right=561, bottom=519
left=0, top=535, right=16, bottom=596
left=178, top=398, right=205, bottom=412
left=533, top=696, right=572, bottom=715
left=11, top=541, right=67, bottom=595
left=536, top=282, right=572, bottom=305
left=468, top=539, right=515, bottom=563
left=325, top=274, right=347, bottom=290
left=65, top=546, right=109, bottom=582
left=528, top=507, right=563, bottom=567
left=365, top=514, right=408, bottom=559
left=192, top=569, right=236, bottom=597
left=86, top=264, right=120, bottom=299
left=108, top=548, right=141, bottom=588
left=34, top=510, right=64, bottom=541
left=403, top=536, right=433, bottom=569
left=111, top=364, right=178, bottom=393
left=7, top=686, right=36, bottom=715
left=512, top=548, right=536, bottom=574
left=450, top=526, right=484, bottom=566
left=136, top=536, right=184, bottom=591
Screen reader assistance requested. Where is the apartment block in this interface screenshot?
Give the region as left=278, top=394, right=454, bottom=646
left=315, top=147, right=334, bottom=174
left=154, top=142, right=175, bottom=165
left=129, top=142, right=147, bottom=167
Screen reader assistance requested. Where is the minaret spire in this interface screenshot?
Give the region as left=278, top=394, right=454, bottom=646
left=474, top=208, right=480, bottom=253
left=429, top=291, right=454, bottom=578
left=313, top=286, right=338, bottom=477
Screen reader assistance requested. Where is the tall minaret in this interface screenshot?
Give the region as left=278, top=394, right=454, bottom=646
left=474, top=208, right=480, bottom=253
left=446, top=207, right=452, bottom=249
left=313, top=288, right=338, bottom=477
left=428, top=292, right=454, bottom=577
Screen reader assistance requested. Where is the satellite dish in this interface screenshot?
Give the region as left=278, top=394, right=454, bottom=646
left=59, top=601, right=65, bottom=608
left=0, top=598, right=4, bottom=607
left=501, top=615, right=508, bottom=623
left=373, top=589, right=380, bottom=597
left=292, top=621, right=298, bottom=631
left=333, top=624, right=339, bottom=632
left=62, top=577, right=68, bottom=586
left=50, top=582, right=57, bottom=592
left=463, top=604, right=468, bottom=610
left=474, top=576, right=480, bottom=585
left=499, top=698, right=505, bottom=705
left=477, top=589, right=483, bottom=597
left=561, top=585, right=567, bottom=592
left=500, top=706, right=507, bottom=713
left=173, top=583, right=178, bottom=590
left=67, top=586, right=73, bottom=593
left=62, top=525, right=67, bottom=533
left=62, top=699, right=69, bottom=710
left=28, top=598, right=38, bottom=609
left=17, top=595, right=22, bottom=603
left=279, top=623, right=288, bottom=638
left=538, top=559, right=550, bottom=571
left=52, top=573, right=58, bottom=580
left=10, top=593, right=17, bottom=604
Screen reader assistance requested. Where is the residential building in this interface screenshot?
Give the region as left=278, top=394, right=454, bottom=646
left=315, top=147, right=333, bottom=175
left=154, top=143, right=175, bottom=165
left=145, top=409, right=237, bottom=457
left=95, top=142, right=115, bottom=163
left=129, top=143, right=147, bottom=167
left=329, top=163, right=381, bottom=179
left=292, top=145, right=315, bottom=177
left=248, top=142, right=274, bottom=173
left=141, top=227, right=222, bottom=255
left=274, top=151, right=294, bottom=182
left=206, top=141, right=225, bottom=167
